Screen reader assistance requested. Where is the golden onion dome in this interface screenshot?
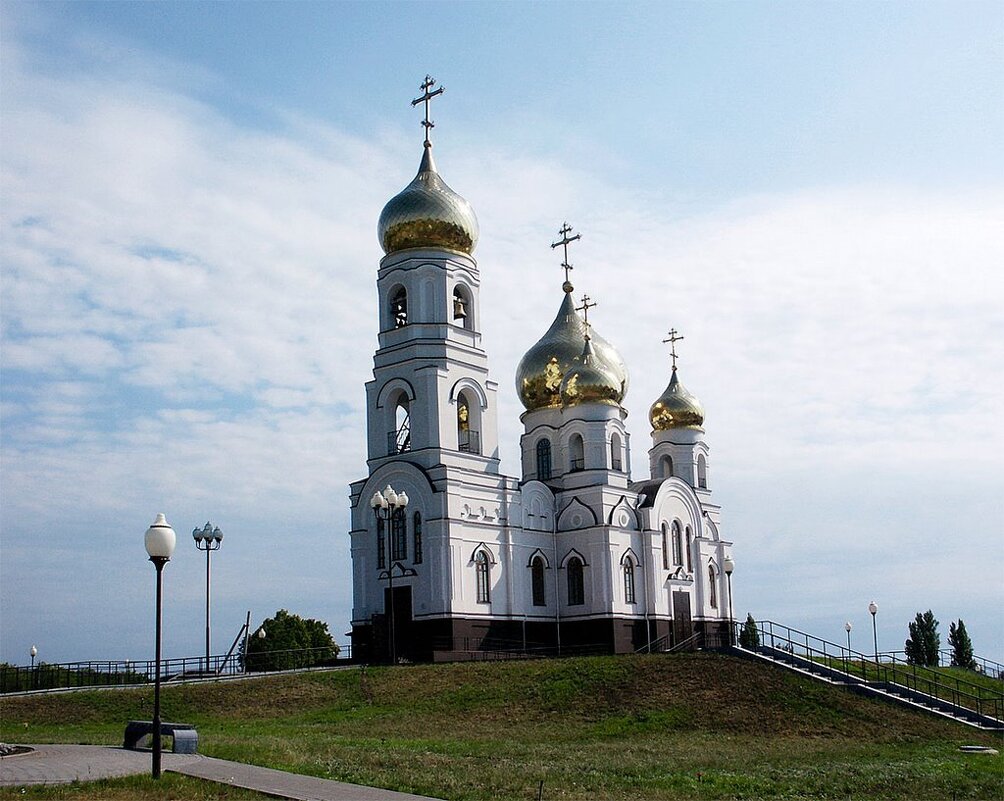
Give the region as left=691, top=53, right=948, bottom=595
left=516, top=291, right=628, bottom=412
left=560, top=338, right=623, bottom=407
left=649, top=369, right=705, bottom=430
left=378, top=146, right=479, bottom=256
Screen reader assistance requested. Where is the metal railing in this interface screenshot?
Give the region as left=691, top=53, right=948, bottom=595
left=1, top=645, right=351, bottom=694
left=737, top=619, right=1003, bottom=723
left=878, top=649, right=1004, bottom=680
left=458, top=429, right=481, bottom=454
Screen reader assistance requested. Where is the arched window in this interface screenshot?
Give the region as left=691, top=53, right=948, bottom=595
left=391, top=286, right=408, bottom=328
left=623, top=558, right=636, bottom=604
left=413, top=512, right=423, bottom=564
left=531, top=556, right=546, bottom=606
left=376, top=517, right=386, bottom=569
left=661, top=523, right=669, bottom=570
left=685, top=526, right=692, bottom=572
left=391, top=508, right=407, bottom=562
left=457, top=392, right=480, bottom=454
left=606, top=435, right=622, bottom=473
left=697, top=454, right=708, bottom=489
left=672, top=521, right=683, bottom=565
left=569, top=434, right=585, bottom=472
left=453, top=286, right=472, bottom=329
left=535, top=438, right=552, bottom=480
left=475, top=550, right=491, bottom=604
left=390, top=398, right=411, bottom=454
left=567, top=557, right=584, bottom=605
left=708, top=564, right=718, bottom=609
left=660, top=455, right=673, bottom=479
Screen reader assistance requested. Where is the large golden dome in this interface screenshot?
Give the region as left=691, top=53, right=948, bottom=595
left=378, top=146, right=479, bottom=255
left=516, top=292, right=628, bottom=412
left=649, top=369, right=704, bottom=430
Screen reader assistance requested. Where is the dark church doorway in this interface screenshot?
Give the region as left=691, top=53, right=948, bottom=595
left=672, top=591, right=692, bottom=645
left=384, top=585, right=413, bottom=662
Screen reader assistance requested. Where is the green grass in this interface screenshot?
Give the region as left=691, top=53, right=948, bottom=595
left=2, top=653, right=1002, bottom=800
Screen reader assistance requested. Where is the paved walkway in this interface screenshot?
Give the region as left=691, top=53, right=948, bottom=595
left=0, top=744, right=442, bottom=800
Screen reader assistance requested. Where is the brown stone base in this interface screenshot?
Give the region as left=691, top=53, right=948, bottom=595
left=351, top=615, right=731, bottom=663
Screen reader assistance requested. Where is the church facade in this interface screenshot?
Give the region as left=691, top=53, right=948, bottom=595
left=349, top=81, right=734, bottom=662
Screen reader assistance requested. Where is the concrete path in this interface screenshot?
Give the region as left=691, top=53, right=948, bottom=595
left=0, top=744, right=443, bottom=800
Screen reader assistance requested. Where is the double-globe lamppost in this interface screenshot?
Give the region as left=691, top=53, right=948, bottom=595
left=723, top=556, right=735, bottom=646
left=192, top=522, right=224, bottom=674
left=144, top=513, right=176, bottom=780
left=370, top=485, right=413, bottom=665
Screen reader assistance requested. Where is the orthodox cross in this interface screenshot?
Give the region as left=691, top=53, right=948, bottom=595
left=576, top=294, right=597, bottom=335
left=551, top=222, right=581, bottom=291
left=662, top=328, right=684, bottom=371
left=411, top=75, right=444, bottom=147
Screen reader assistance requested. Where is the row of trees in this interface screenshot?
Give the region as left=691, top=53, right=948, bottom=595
left=904, top=610, right=976, bottom=669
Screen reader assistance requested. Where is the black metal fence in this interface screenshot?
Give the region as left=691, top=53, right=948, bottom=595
left=1, top=644, right=351, bottom=694
left=737, top=619, right=1003, bottom=723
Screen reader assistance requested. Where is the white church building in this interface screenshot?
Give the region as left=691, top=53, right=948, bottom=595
left=349, top=80, right=734, bottom=662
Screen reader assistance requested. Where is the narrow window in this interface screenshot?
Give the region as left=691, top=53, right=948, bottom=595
left=453, top=286, right=470, bottom=328
left=475, top=550, right=491, bottom=603
left=661, top=523, right=669, bottom=570
left=376, top=517, right=386, bottom=569
left=672, top=521, right=683, bottom=565
left=685, top=527, right=692, bottom=572
left=413, top=512, right=423, bottom=565
left=535, top=438, right=552, bottom=480
left=661, top=455, right=673, bottom=478
left=457, top=394, right=480, bottom=454
left=624, top=559, right=636, bottom=604
left=531, top=556, right=546, bottom=606
left=569, top=434, right=584, bottom=472
left=391, top=286, right=408, bottom=328
left=610, top=433, right=622, bottom=471
left=697, top=455, right=708, bottom=489
left=390, top=399, right=411, bottom=455
left=391, top=509, right=407, bottom=562
left=567, top=557, right=584, bottom=606
left=709, top=564, right=718, bottom=609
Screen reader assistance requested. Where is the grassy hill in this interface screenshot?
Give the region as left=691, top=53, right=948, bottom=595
left=2, top=652, right=1001, bottom=800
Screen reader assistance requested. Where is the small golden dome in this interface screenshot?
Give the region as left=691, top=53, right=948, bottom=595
left=649, top=369, right=705, bottom=430
left=560, top=338, right=622, bottom=407
left=378, top=146, right=479, bottom=255
left=516, top=292, right=628, bottom=411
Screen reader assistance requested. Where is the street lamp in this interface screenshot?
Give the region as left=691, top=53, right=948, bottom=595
left=30, top=645, right=37, bottom=669
left=723, top=556, right=735, bottom=646
left=844, top=621, right=852, bottom=653
left=370, top=485, right=411, bottom=663
left=144, top=513, right=176, bottom=780
left=192, top=522, right=224, bottom=674
left=868, top=601, right=879, bottom=663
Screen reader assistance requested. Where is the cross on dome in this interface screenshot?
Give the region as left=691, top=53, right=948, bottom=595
left=551, top=222, right=581, bottom=293
left=411, top=75, right=445, bottom=147
left=576, top=294, right=597, bottom=336
left=662, top=328, right=685, bottom=371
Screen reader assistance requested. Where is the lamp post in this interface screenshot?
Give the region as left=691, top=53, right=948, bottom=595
left=30, top=645, right=37, bottom=669
left=723, top=556, right=735, bottom=646
left=868, top=601, right=879, bottom=664
left=192, top=522, right=223, bottom=674
left=144, top=513, right=176, bottom=780
left=370, top=485, right=410, bottom=664
left=844, top=621, right=852, bottom=653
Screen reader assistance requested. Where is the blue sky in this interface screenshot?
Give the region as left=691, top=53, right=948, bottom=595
left=2, top=1, right=1002, bottom=666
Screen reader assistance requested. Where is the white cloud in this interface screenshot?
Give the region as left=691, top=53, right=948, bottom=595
left=2, top=31, right=1002, bottom=664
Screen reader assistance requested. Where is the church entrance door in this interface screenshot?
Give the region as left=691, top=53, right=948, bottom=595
left=384, top=585, right=413, bottom=662
left=672, top=591, right=692, bottom=646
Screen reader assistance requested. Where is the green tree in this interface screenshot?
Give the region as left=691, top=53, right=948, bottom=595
left=904, top=610, right=940, bottom=666
left=948, top=619, right=976, bottom=670
left=241, top=609, right=339, bottom=672
left=739, top=614, right=760, bottom=650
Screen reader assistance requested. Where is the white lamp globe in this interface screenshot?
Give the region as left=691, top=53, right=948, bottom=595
left=397, top=491, right=409, bottom=509
left=723, top=556, right=734, bottom=575
left=145, top=513, right=177, bottom=560
left=845, top=622, right=852, bottom=633
left=868, top=601, right=878, bottom=616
